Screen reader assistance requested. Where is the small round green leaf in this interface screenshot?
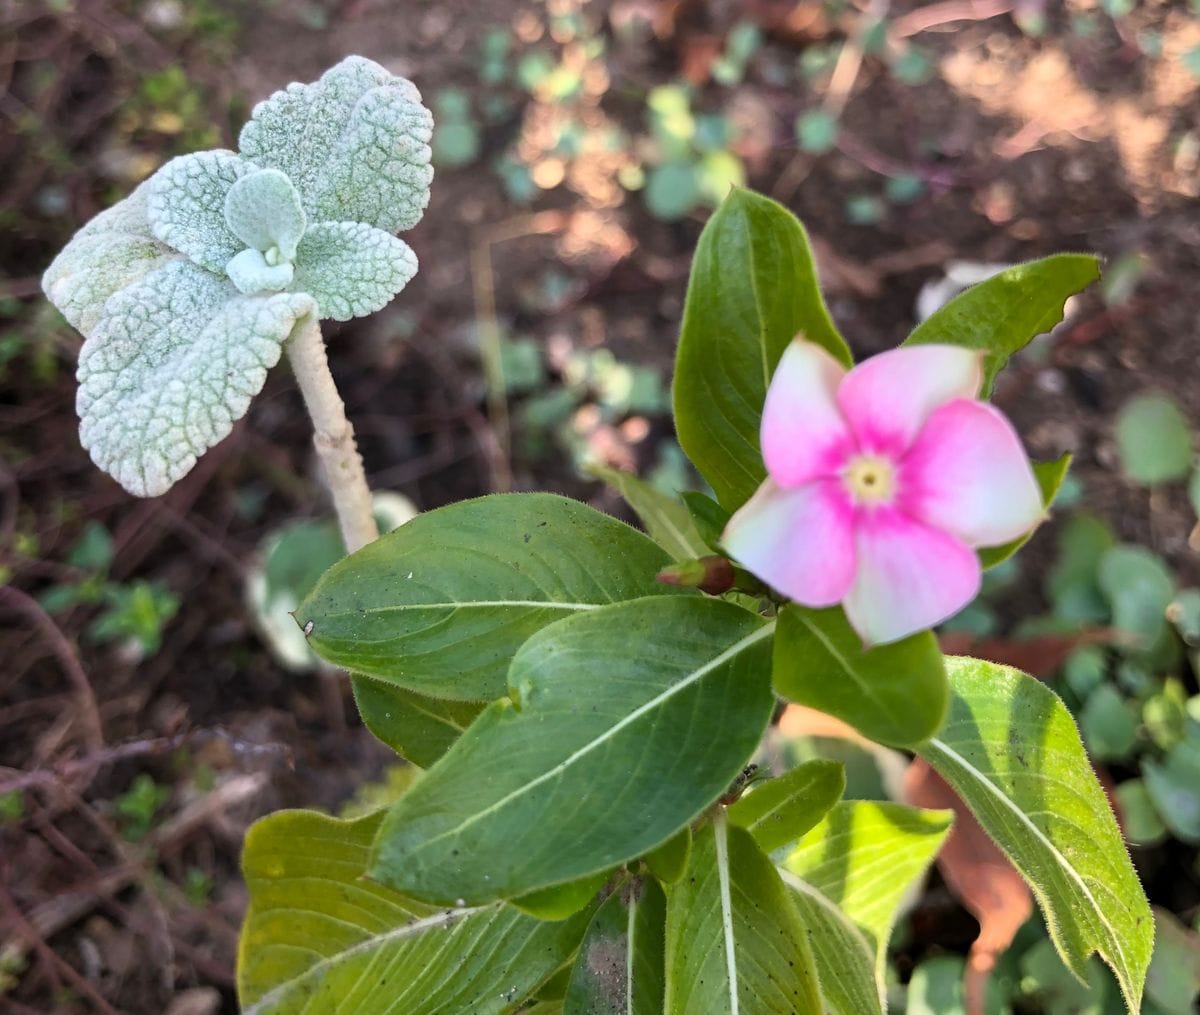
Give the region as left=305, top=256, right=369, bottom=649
left=1115, top=392, right=1193, bottom=486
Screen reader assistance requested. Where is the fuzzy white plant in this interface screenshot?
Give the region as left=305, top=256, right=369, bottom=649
left=42, top=56, right=433, bottom=529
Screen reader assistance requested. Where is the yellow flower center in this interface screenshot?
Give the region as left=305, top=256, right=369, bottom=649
left=843, top=455, right=896, bottom=505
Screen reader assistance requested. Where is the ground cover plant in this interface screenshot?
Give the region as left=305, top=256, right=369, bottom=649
left=4, top=3, right=1200, bottom=1013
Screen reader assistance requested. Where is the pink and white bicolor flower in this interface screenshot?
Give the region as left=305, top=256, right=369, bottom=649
left=722, top=341, right=1045, bottom=647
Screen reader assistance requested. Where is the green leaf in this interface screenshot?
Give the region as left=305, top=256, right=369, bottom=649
left=586, top=464, right=707, bottom=561
left=298, top=494, right=684, bottom=700
left=679, top=492, right=730, bottom=551
left=1142, top=739, right=1200, bottom=843
left=727, top=759, right=845, bottom=851
left=907, top=956, right=967, bottom=1014
left=1097, top=544, right=1175, bottom=648
left=778, top=870, right=883, bottom=1015
left=1046, top=512, right=1114, bottom=624
left=369, top=597, right=774, bottom=904
left=293, top=221, right=417, bottom=321
left=773, top=604, right=948, bottom=748
left=674, top=188, right=851, bottom=510
left=918, top=657, right=1153, bottom=1012
left=238, top=808, right=588, bottom=1014
left=903, top=254, right=1100, bottom=394
left=1115, top=393, right=1194, bottom=486
left=644, top=163, right=700, bottom=221
left=782, top=801, right=952, bottom=977
left=515, top=869, right=612, bottom=921
left=1079, top=684, right=1137, bottom=761
left=351, top=677, right=484, bottom=768
left=643, top=827, right=691, bottom=885
left=663, top=816, right=822, bottom=1013
left=147, top=150, right=253, bottom=273
left=564, top=876, right=667, bottom=1015
left=979, top=454, right=1071, bottom=569
left=795, top=109, right=838, bottom=154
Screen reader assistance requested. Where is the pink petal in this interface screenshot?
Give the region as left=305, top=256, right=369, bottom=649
left=843, top=507, right=981, bottom=646
left=761, top=340, right=854, bottom=488
left=837, top=345, right=984, bottom=455
left=723, top=477, right=856, bottom=607
left=900, top=399, right=1045, bottom=547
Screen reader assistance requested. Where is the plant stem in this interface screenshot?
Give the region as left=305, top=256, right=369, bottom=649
left=285, top=316, right=379, bottom=553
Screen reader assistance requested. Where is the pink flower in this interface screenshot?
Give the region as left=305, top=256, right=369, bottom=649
left=722, top=341, right=1045, bottom=646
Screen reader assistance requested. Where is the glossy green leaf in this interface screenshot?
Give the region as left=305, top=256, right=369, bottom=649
left=773, top=604, right=948, bottom=748
left=1145, top=907, right=1200, bottom=1014
left=298, top=494, right=684, bottom=700
left=1115, top=393, right=1194, bottom=486
left=643, top=827, right=691, bottom=885
left=674, top=188, right=851, bottom=510
left=979, top=454, right=1071, bottom=569
left=727, top=758, right=845, bottom=852
left=778, top=869, right=882, bottom=1015
left=782, top=801, right=952, bottom=977
left=903, top=253, right=1100, bottom=393
left=664, top=816, right=821, bottom=1013
left=1113, top=779, right=1167, bottom=846
left=237, top=809, right=587, bottom=1014
left=369, top=597, right=775, bottom=905
left=350, top=677, right=483, bottom=768
left=586, top=464, right=707, bottom=562
left=564, top=876, right=667, bottom=1015
left=919, top=657, right=1153, bottom=1012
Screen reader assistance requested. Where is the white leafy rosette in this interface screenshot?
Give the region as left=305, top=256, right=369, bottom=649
left=42, top=56, right=433, bottom=497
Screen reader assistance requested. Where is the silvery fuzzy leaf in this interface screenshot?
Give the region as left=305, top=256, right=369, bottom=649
left=226, top=248, right=295, bottom=295
left=238, top=55, right=433, bottom=235
left=223, top=168, right=306, bottom=260
left=78, top=259, right=314, bottom=497
left=292, top=221, right=417, bottom=321
left=147, top=150, right=256, bottom=273
left=42, top=179, right=180, bottom=334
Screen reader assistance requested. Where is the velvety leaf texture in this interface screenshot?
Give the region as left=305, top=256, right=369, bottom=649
left=919, top=657, right=1153, bottom=1012
left=298, top=493, right=687, bottom=700
left=368, top=597, right=774, bottom=904
left=674, top=188, right=852, bottom=510
left=147, top=150, right=253, bottom=273
left=238, top=809, right=588, bottom=1014
left=293, top=221, right=417, bottom=321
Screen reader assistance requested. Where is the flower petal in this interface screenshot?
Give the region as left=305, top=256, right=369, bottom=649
left=761, top=339, right=854, bottom=488
left=722, top=477, right=856, bottom=607
left=844, top=507, right=980, bottom=646
left=900, top=398, right=1045, bottom=547
left=837, top=345, right=984, bottom=454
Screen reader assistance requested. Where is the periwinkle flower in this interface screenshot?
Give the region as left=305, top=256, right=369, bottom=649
left=42, top=56, right=433, bottom=498
left=722, top=341, right=1045, bottom=646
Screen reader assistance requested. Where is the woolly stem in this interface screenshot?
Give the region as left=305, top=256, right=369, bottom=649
left=286, top=316, right=378, bottom=553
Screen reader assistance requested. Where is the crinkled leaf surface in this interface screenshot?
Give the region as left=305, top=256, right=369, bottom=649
left=239, top=55, right=433, bottom=234
left=350, top=677, right=484, bottom=769
left=903, top=254, right=1099, bottom=394
left=77, top=259, right=313, bottom=496
left=297, top=493, right=686, bottom=701
left=226, top=248, right=294, bottom=296
left=224, top=168, right=306, bottom=260
left=773, top=604, right=948, bottom=748
left=918, top=657, right=1153, bottom=1012
left=564, top=877, right=666, bottom=1015
left=674, top=188, right=851, bottom=510
left=147, top=150, right=253, bottom=273
left=664, top=817, right=822, bottom=1014
left=368, top=597, right=774, bottom=904
left=238, top=808, right=587, bottom=1014
left=293, top=221, right=417, bottom=321
left=783, top=801, right=952, bottom=983
left=727, top=758, right=845, bottom=852
left=42, top=180, right=179, bottom=334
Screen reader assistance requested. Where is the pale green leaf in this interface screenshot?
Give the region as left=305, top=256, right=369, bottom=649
left=146, top=150, right=254, bottom=273
left=515, top=870, right=613, bottom=922
left=563, top=876, right=666, bottom=1015
left=1142, top=739, right=1200, bottom=843
left=586, top=464, right=707, bottom=561
left=773, top=604, right=948, bottom=748
left=919, top=657, right=1153, bottom=1011
left=903, top=254, right=1100, bottom=393
left=77, top=260, right=313, bottom=496
left=298, top=494, right=687, bottom=700
left=643, top=827, right=691, bottom=885
left=778, top=870, right=882, bottom=1015
left=368, top=597, right=774, bottom=904
left=907, top=956, right=966, bottom=1015
left=1115, top=393, right=1194, bottom=486
left=664, top=816, right=821, bottom=1014
left=42, top=179, right=179, bottom=334
left=674, top=188, right=851, bottom=510
left=727, top=758, right=844, bottom=852
left=351, top=677, right=484, bottom=768
left=223, top=168, right=307, bottom=260
left=225, top=248, right=294, bottom=295
left=239, top=55, right=433, bottom=234
left=292, top=221, right=417, bottom=321
left=782, top=800, right=952, bottom=980
left=238, top=808, right=588, bottom=1014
